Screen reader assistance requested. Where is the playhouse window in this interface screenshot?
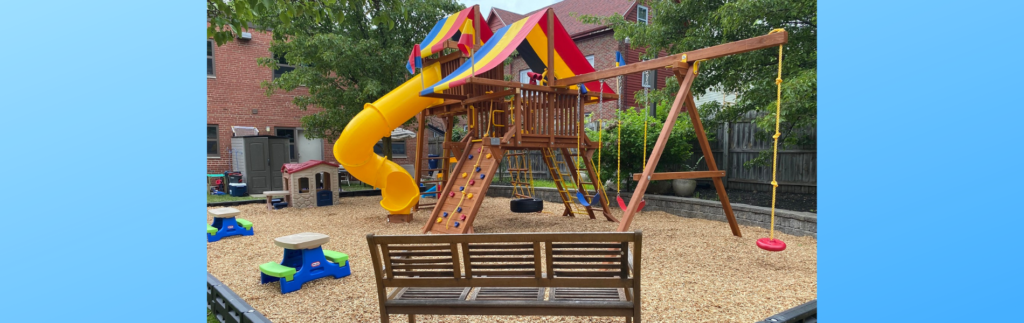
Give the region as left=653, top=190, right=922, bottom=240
left=207, top=125, right=219, bottom=157
left=316, top=172, right=332, bottom=191
left=299, top=177, right=309, bottom=193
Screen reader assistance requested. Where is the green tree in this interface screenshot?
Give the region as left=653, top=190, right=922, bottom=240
left=581, top=0, right=816, bottom=167
left=208, top=0, right=352, bottom=45
left=588, top=107, right=695, bottom=189
left=251, top=0, right=464, bottom=141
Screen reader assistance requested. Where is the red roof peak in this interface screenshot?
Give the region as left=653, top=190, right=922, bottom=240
left=282, top=160, right=340, bottom=174
left=491, top=0, right=636, bottom=37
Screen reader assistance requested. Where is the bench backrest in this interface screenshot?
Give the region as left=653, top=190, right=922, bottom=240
left=366, top=231, right=642, bottom=290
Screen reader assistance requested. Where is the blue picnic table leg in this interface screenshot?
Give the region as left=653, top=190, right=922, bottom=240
left=208, top=218, right=253, bottom=243
left=277, top=247, right=345, bottom=294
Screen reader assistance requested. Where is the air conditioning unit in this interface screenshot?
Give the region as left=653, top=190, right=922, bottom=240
left=238, top=32, right=252, bottom=40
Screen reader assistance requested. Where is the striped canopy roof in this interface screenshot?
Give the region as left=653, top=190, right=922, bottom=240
left=417, top=7, right=494, bottom=58
left=421, top=10, right=615, bottom=96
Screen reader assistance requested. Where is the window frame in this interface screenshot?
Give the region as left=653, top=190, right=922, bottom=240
left=273, top=53, right=296, bottom=80
left=207, top=125, right=219, bottom=158
left=207, top=39, right=215, bottom=77
left=373, top=140, right=408, bottom=159
left=637, top=5, right=649, bottom=25
left=641, top=58, right=653, bottom=88
left=275, top=127, right=298, bottom=162
left=585, top=55, right=595, bottom=68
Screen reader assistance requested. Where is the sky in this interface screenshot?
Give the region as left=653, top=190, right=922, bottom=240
left=457, top=0, right=561, bottom=16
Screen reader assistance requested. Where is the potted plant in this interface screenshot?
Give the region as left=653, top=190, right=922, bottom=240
left=672, top=156, right=703, bottom=197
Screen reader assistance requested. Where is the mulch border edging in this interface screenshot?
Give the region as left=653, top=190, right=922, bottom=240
left=486, top=185, right=817, bottom=237
left=755, top=300, right=817, bottom=323
left=208, top=272, right=272, bottom=323
left=206, top=186, right=433, bottom=207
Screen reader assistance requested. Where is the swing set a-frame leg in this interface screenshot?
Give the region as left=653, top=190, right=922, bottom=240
left=615, top=64, right=742, bottom=237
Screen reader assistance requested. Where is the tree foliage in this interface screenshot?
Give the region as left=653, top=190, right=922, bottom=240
left=248, top=0, right=464, bottom=140
left=580, top=0, right=816, bottom=167
left=588, top=107, right=695, bottom=188
left=207, top=0, right=356, bottom=46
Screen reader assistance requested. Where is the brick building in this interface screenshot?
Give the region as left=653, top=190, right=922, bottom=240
left=206, top=29, right=420, bottom=176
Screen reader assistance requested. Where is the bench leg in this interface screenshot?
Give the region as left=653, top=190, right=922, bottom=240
left=407, top=314, right=415, bottom=323
left=625, top=316, right=632, bottom=323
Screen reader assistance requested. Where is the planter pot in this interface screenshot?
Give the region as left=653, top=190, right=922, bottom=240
left=645, top=180, right=672, bottom=195
left=672, top=179, right=697, bottom=197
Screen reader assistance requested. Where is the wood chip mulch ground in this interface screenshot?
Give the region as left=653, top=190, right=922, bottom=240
left=207, top=196, right=816, bottom=323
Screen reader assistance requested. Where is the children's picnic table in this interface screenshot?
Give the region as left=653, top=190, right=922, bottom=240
left=259, top=232, right=351, bottom=294
left=207, top=207, right=253, bottom=242
left=262, top=190, right=290, bottom=210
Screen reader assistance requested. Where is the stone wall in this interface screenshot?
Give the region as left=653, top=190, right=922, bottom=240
left=486, top=185, right=816, bottom=237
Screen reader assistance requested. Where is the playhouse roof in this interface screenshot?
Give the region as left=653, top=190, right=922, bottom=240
left=421, top=10, right=616, bottom=96
left=282, top=160, right=340, bottom=174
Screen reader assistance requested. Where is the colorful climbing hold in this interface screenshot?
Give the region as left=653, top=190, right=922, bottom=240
left=454, top=222, right=460, bottom=228
left=457, top=207, right=463, bottom=212
left=449, top=192, right=455, bottom=197
left=469, top=180, right=476, bottom=185
left=486, top=153, right=492, bottom=159
left=469, top=155, right=474, bottom=160
left=479, top=174, right=485, bottom=179
left=475, top=167, right=481, bottom=172
left=461, top=172, right=467, bottom=178
left=436, top=218, right=442, bottom=223
left=443, top=212, right=449, bottom=218
left=460, top=214, right=467, bottom=220
left=460, top=186, right=464, bottom=191
left=467, top=193, right=474, bottom=199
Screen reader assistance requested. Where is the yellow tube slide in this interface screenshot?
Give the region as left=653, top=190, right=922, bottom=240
left=333, top=63, right=444, bottom=214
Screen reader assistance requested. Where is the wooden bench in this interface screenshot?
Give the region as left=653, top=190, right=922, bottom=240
left=366, top=231, right=642, bottom=323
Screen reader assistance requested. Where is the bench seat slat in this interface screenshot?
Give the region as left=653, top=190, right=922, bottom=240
left=386, top=244, right=453, bottom=251
left=551, top=256, right=622, bottom=263
left=389, top=258, right=453, bottom=264
left=391, top=271, right=455, bottom=277
left=389, top=251, right=452, bottom=257
left=554, top=271, right=623, bottom=277
left=471, top=263, right=535, bottom=269
left=552, top=250, right=622, bottom=255
left=550, top=243, right=622, bottom=249
left=468, top=250, right=535, bottom=256
left=469, top=256, right=534, bottom=262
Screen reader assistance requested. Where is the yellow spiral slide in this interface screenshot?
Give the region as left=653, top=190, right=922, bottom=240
left=333, top=63, right=443, bottom=214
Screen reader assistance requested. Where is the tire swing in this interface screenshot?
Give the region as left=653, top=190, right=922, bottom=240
left=756, top=29, right=788, bottom=252
left=507, top=93, right=544, bottom=213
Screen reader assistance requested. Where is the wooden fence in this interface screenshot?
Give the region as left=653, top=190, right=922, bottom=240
left=426, top=113, right=816, bottom=194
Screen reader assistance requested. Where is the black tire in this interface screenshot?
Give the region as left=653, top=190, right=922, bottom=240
left=510, top=198, right=544, bottom=213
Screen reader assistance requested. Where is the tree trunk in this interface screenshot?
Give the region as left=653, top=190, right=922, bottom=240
left=383, top=136, right=393, bottom=161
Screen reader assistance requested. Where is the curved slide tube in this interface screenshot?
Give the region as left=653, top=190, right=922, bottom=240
left=333, top=63, right=444, bottom=214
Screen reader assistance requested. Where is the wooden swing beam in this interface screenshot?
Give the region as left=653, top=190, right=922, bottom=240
left=611, top=31, right=789, bottom=236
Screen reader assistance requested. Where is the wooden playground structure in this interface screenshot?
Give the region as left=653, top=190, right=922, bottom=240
left=401, top=7, right=788, bottom=236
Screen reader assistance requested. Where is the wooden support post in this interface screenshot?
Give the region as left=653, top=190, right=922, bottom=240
left=616, top=65, right=696, bottom=232
left=685, top=94, right=742, bottom=237
left=473, top=5, right=482, bottom=47
left=546, top=8, right=555, bottom=87
left=413, top=111, right=427, bottom=212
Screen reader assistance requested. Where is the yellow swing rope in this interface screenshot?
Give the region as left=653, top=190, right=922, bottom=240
left=617, top=104, right=622, bottom=193
left=767, top=28, right=785, bottom=240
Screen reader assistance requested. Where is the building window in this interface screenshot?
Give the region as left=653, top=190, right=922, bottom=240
left=637, top=5, right=649, bottom=24
left=520, top=69, right=531, bottom=84
left=373, top=140, right=408, bottom=158
left=586, top=55, right=595, bottom=68
left=275, top=127, right=297, bottom=162
left=207, top=40, right=215, bottom=76
left=274, top=53, right=295, bottom=79
left=207, top=125, right=219, bottom=157
left=641, top=58, right=653, bottom=88
left=584, top=112, right=596, bottom=131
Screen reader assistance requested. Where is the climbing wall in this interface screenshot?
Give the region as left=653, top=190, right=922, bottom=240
left=422, top=142, right=504, bottom=234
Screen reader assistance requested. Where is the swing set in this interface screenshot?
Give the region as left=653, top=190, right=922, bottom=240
left=550, top=29, right=791, bottom=251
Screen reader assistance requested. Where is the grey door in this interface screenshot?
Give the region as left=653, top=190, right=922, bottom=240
left=245, top=137, right=271, bottom=194
left=269, top=138, right=289, bottom=191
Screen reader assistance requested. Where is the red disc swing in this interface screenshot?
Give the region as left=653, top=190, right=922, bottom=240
left=757, top=29, right=788, bottom=252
